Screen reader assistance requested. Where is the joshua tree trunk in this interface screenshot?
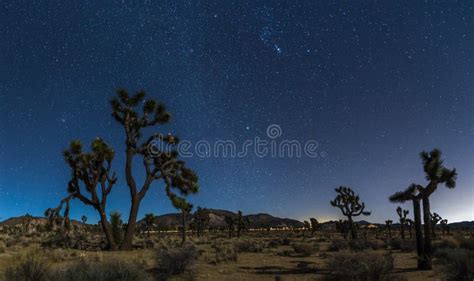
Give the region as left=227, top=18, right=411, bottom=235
left=121, top=194, right=140, bottom=250
left=348, top=216, right=357, bottom=239
left=98, top=207, right=117, bottom=250
left=400, top=222, right=405, bottom=240
left=413, top=199, right=426, bottom=269
left=181, top=211, right=187, bottom=245
left=421, top=197, right=433, bottom=269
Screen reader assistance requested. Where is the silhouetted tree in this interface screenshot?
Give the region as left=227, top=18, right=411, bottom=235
left=110, top=211, right=123, bottom=247
left=430, top=212, right=442, bottom=238
left=335, top=219, right=348, bottom=239
left=303, top=220, right=310, bottom=238
left=144, top=213, right=155, bottom=237
left=390, top=184, right=425, bottom=269
left=236, top=211, right=246, bottom=238
left=224, top=215, right=235, bottom=238
left=440, top=219, right=449, bottom=236
left=194, top=207, right=210, bottom=237
left=385, top=220, right=393, bottom=239
left=396, top=206, right=409, bottom=240
left=330, top=186, right=370, bottom=239
left=310, top=218, right=319, bottom=236
left=110, top=89, right=199, bottom=250
left=52, top=139, right=118, bottom=249
left=406, top=218, right=414, bottom=238
left=416, top=149, right=457, bottom=269
left=81, top=215, right=87, bottom=224
left=177, top=202, right=192, bottom=245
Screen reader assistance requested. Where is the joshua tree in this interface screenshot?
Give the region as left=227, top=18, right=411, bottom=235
left=81, top=215, right=87, bottom=224
left=51, top=138, right=118, bottom=249
left=430, top=213, right=442, bottom=238
left=144, top=213, right=156, bottom=237
left=194, top=207, right=210, bottom=237
left=177, top=202, right=193, bottom=245
left=335, top=219, right=348, bottom=238
left=440, top=219, right=449, bottom=236
left=303, top=220, right=311, bottom=238
left=236, top=211, right=246, bottom=238
left=310, top=218, right=319, bottom=236
left=390, top=184, right=426, bottom=269
left=396, top=207, right=409, bottom=239
left=416, top=149, right=457, bottom=269
left=110, top=211, right=123, bottom=246
left=330, top=186, right=370, bottom=239
left=406, top=218, right=414, bottom=238
left=224, top=215, right=235, bottom=238
left=110, top=89, right=199, bottom=250
left=385, top=220, right=393, bottom=239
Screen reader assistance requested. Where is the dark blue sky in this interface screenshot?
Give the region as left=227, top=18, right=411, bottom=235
left=1, top=1, right=473, bottom=223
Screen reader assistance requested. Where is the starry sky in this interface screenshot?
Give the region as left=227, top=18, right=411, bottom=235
left=1, top=1, right=473, bottom=224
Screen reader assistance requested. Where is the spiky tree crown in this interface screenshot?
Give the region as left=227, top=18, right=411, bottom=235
left=330, top=186, right=371, bottom=217
left=110, top=89, right=198, bottom=206
left=420, top=149, right=457, bottom=188
left=396, top=206, right=409, bottom=220
left=430, top=213, right=442, bottom=224
left=389, top=183, right=421, bottom=203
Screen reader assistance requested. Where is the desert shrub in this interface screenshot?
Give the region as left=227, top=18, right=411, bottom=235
left=328, top=239, right=349, bottom=251
left=435, top=248, right=474, bottom=281
left=267, top=239, right=281, bottom=248
left=157, top=245, right=198, bottom=275
left=459, top=237, right=474, bottom=251
left=234, top=240, right=263, bottom=253
left=399, top=240, right=416, bottom=252
left=281, top=237, right=291, bottom=246
left=0, top=242, right=5, bottom=253
left=389, top=238, right=402, bottom=250
left=213, top=243, right=238, bottom=263
left=325, top=252, right=395, bottom=281
left=4, top=251, right=50, bottom=281
left=292, top=242, right=318, bottom=257
left=49, top=259, right=149, bottom=281
left=348, top=239, right=372, bottom=251
left=433, top=238, right=458, bottom=253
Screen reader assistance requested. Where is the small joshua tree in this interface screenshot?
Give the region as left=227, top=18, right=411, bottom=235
left=440, top=219, right=449, bottom=236
left=224, top=215, right=235, bottom=238
left=396, top=207, right=409, bottom=240
left=430, top=213, right=442, bottom=238
left=110, top=211, right=123, bottom=246
left=330, top=186, right=370, bottom=239
left=177, top=202, right=192, bottom=245
left=335, top=220, right=348, bottom=239
left=144, top=213, right=155, bottom=237
left=385, top=220, right=393, bottom=239
left=406, top=218, right=414, bottom=238
left=81, top=215, right=87, bottom=225
left=310, top=218, right=319, bottom=236
left=236, top=211, right=246, bottom=238
left=303, top=220, right=311, bottom=238
left=194, top=207, right=210, bottom=237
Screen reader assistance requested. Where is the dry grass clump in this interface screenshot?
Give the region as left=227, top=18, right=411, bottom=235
left=234, top=239, right=263, bottom=253
left=291, top=242, right=319, bottom=257
left=4, top=250, right=50, bottom=281
left=212, top=243, right=238, bottom=263
left=328, top=239, right=349, bottom=251
left=157, top=245, right=198, bottom=275
left=324, top=252, right=398, bottom=281
left=435, top=248, right=474, bottom=281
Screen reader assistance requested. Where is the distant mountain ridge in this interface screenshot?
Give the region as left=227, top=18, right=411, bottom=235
left=1, top=212, right=473, bottom=230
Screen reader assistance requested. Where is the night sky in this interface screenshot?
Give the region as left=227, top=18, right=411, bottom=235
left=1, top=1, right=473, bottom=224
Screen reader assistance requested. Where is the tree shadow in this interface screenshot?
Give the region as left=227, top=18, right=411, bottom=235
left=240, top=261, right=323, bottom=275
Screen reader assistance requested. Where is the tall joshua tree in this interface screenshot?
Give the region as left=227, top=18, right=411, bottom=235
left=417, top=149, right=457, bottom=269
left=390, top=184, right=426, bottom=269
left=176, top=202, right=192, bottom=245
left=144, top=213, right=155, bottom=237
left=430, top=213, right=442, bottom=238
left=330, top=186, right=370, bottom=239
left=110, top=89, right=199, bottom=250
left=396, top=207, right=409, bottom=240
left=54, top=138, right=118, bottom=250
left=310, top=218, right=319, bottom=236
